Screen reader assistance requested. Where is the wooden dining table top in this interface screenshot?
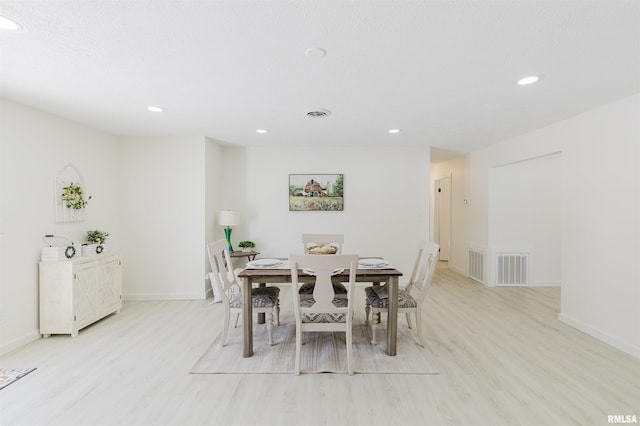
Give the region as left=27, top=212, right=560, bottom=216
left=237, top=257, right=402, bottom=280
left=237, top=265, right=403, bottom=279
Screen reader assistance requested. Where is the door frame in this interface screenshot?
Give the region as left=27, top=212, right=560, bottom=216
left=434, top=174, right=452, bottom=261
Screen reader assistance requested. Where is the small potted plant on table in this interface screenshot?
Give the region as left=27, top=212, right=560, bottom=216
left=238, top=241, right=256, bottom=253
left=83, top=230, right=110, bottom=256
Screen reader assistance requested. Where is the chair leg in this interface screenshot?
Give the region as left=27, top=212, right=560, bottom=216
left=267, top=312, right=275, bottom=346
left=365, top=299, right=371, bottom=325
left=346, top=324, right=354, bottom=376
left=415, top=308, right=424, bottom=347
left=295, top=327, right=302, bottom=375
left=233, top=312, right=240, bottom=328
left=406, top=312, right=413, bottom=329
left=275, top=299, right=281, bottom=326
left=221, top=306, right=231, bottom=347
left=370, top=310, right=378, bottom=345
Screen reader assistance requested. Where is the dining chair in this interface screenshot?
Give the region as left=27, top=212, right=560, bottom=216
left=299, top=233, right=346, bottom=298
left=207, top=239, right=280, bottom=346
left=290, top=253, right=359, bottom=375
left=364, top=240, right=439, bottom=347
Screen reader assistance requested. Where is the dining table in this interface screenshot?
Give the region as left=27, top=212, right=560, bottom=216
left=236, top=258, right=403, bottom=358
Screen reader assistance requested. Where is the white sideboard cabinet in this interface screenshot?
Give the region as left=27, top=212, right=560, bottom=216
left=39, top=252, right=122, bottom=337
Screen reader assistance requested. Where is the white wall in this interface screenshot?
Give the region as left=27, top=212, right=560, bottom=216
left=0, top=99, right=121, bottom=354
left=488, top=153, right=562, bottom=286
left=558, top=95, right=639, bottom=357
left=221, top=145, right=431, bottom=278
left=118, top=136, right=208, bottom=300
left=434, top=94, right=640, bottom=357
left=204, top=138, right=225, bottom=296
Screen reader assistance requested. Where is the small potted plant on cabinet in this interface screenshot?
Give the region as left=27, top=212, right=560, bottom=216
left=83, top=230, right=110, bottom=256
left=238, top=240, right=256, bottom=253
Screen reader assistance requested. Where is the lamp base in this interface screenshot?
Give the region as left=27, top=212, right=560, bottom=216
left=224, top=228, right=234, bottom=252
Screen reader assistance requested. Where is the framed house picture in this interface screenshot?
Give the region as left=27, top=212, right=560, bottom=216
left=289, top=174, right=344, bottom=211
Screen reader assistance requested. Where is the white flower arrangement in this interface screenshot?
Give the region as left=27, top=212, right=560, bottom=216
left=61, top=182, right=91, bottom=210
left=86, top=230, right=109, bottom=244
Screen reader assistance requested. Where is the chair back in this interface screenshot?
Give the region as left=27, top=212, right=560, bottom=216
left=290, top=254, right=358, bottom=322
left=405, top=241, right=439, bottom=305
left=302, top=233, right=344, bottom=254
left=206, top=239, right=239, bottom=303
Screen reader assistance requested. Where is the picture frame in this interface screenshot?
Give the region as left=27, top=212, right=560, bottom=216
left=289, top=174, right=344, bottom=211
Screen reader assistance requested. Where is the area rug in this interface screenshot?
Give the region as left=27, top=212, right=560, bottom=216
left=0, top=368, right=37, bottom=390
left=191, top=315, right=438, bottom=375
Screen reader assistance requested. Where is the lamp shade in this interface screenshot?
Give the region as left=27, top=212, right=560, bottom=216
left=218, top=210, right=240, bottom=227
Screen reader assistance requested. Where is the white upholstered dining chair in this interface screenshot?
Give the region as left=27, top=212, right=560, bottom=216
left=207, top=239, right=280, bottom=346
left=290, top=253, right=359, bottom=375
left=299, top=233, right=346, bottom=298
left=365, top=240, right=439, bottom=347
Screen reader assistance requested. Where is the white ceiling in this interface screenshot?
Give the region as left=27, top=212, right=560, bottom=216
left=1, top=1, right=638, bottom=162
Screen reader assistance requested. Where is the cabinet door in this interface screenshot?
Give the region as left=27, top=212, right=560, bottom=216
left=98, top=256, right=122, bottom=314
left=73, top=261, right=100, bottom=328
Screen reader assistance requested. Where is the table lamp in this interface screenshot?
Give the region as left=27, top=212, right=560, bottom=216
left=218, top=210, right=240, bottom=252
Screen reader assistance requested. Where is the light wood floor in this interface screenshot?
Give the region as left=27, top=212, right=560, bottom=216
left=1, top=263, right=638, bottom=426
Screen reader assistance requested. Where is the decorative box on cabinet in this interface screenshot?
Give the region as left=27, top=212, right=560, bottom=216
left=39, top=252, right=122, bottom=337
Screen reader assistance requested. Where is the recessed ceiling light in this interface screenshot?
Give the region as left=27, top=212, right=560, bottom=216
left=305, top=47, right=327, bottom=58
left=517, top=76, right=540, bottom=85
left=0, top=15, right=22, bottom=31
left=256, top=129, right=268, bottom=134
left=147, top=106, right=163, bottom=112
left=388, top=129, right=401, bottom=134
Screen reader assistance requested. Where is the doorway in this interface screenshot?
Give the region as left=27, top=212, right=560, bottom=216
left=434, top=175, right=451, bottom=261
left=488, top=153, right=562, bottom=287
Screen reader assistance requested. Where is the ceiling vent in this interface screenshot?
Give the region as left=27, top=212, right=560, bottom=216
left=306, top=109, right=331, bottom=118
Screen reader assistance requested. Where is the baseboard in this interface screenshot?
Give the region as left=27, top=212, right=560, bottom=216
left=0, top=330, right=41, bottom=356
left=531, top=280, right=561, bottom=287
left=558, top=313, right=640, bottom=359
left=123, top=292, right=207, bottom=301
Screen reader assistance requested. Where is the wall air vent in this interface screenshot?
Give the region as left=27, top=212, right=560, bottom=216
left=468, top=247, right=486, bottom=284
left=496, top=252, right=529, bottom=286
left=306, top=109, right=331, bottom=118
